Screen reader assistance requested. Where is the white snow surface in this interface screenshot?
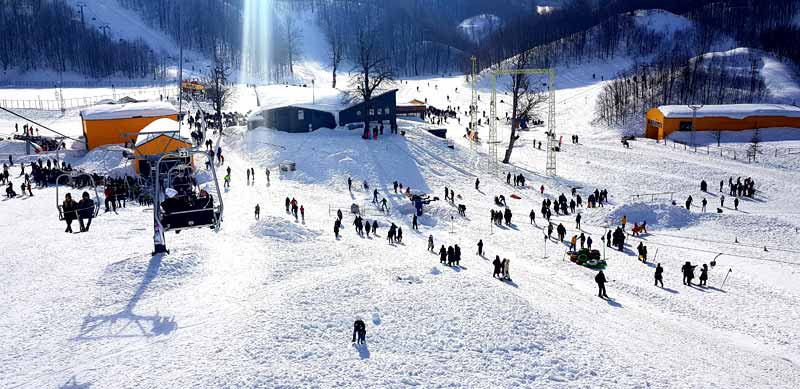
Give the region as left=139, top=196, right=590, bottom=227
left=633, top=9, right=694, bottom=35
left=657, top=103, right=800, bottom=119
left=458, top=14, right=503, bottom=43
left=80, top=101, right=178, bottom=121
left=3, top=55, right=800, bottom=388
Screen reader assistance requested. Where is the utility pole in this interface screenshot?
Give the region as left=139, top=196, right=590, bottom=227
left=76, top=2, right=87, bottom=25
left=470, top=56, right=478, bottom=154
left=312, top=79, right=316, bottom=104
left=688, top=104, right=703, bottom=148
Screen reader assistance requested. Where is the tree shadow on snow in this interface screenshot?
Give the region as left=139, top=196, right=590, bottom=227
left=73, top=254, right=177, bottom=341
left=353, top=343, right=371, bottom=359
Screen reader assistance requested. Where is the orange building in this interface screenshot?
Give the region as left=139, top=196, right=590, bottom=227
left=133, top=118, right=193, bottom=175
left=645, top=104, right=800, bottom=140
left=80, top=101, right=179, bottom=150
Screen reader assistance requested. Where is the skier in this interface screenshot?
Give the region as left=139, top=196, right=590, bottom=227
left=655, top=263, right=664, bottom=287
left=255, top=204, right=260, bottom=220
left=352, top=319, right=366, bottom=344
left=595, top=270, right=609, bottom=298
left=477, top=239, right=484, bottom=256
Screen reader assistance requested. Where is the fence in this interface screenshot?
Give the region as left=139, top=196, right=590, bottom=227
left=0, top=87, right=180, bottom=111
left=661, top=139, right=798, bottom=163
left=0, top=79, right=175, bottom=89
left=628, top=191, right=675, bottom=202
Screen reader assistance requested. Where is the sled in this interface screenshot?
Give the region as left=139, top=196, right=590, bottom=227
left=510, top=194, right=522, bottom=200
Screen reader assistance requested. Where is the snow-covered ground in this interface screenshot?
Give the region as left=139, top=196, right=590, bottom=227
left=3, top=55, right=800, bottom=387
left=3, top=5, right=800, bottom=387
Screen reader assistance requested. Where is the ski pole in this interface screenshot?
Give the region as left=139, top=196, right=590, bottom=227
left=652, top=248, right=659, bottom=263
left=720, top=268, right=732, bottom=290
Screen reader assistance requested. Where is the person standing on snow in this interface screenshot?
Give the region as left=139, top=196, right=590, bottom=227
left=492, top=256, right=502, bottom=278
left=428, top=235, right=434, bottom=251
left=475, top=178, right=480, bottom=191
left=477, top=239, right=484, bottom=256
left=595, top=270, right=609, bottom=298
left=655, top=264, right=664, bottom=287
left=300, top=205, right=305, bottom=223
left=255, top=204, right=260, bottom=220
left=699, top=264, right=709, bottom=286
left=352, top=320, right=366, bottom=344
left=439, top=245, right=447, bottom=264
left=529, top=209, right=536, bottom=225
left=412, top=214, right=418, bottom=230
left=701, top=198, right=707, bottom=212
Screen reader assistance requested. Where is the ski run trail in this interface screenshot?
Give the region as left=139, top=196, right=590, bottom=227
left=3, top=61, right=800, bottom=387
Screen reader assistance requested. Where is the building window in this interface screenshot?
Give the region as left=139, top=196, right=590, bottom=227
left=369, top=109, right=374, bottom=116
left=385, top=107, right=391, bottom=114
left=357, top=110, right=361, bottom=116
left=679, top=121, right=692, bottom=131
left=298, top=110, right=305, bottom=120
left=377, top=108, right=383, bottom=115
left=648, top=119, right=662, bottom=128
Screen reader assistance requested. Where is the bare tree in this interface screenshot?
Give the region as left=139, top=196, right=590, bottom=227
left=321, top=12, right=344, bottom=88
left=748, top=128, right=761, bottom=162
left=713, top=130, right=723, bottom=147
left=284, top=18, right=303, bottom=77
left=204, top=56, right=234, bottom=131
left=348, top=26, right=394, bottom=131
left=502, top=55, right=548, bottom=164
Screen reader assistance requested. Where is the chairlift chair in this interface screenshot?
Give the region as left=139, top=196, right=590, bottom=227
left=154, top=149, right=223, bottom=239
left=55, top=173, right=101, bottom=220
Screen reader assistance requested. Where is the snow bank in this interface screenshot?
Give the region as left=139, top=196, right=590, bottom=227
left=0, top=139, right=41, bottom=156
left=608, top=202, right=696, bottom=229
left=72, top=145, right=133, bottom=176
left=249, top=216, right=320, bottom=242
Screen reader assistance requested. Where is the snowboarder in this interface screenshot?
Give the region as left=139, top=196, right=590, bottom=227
left=595, top=270, right=608, bottom=298
left=655, top=264, right=664, bottom=287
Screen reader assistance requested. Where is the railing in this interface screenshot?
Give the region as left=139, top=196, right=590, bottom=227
left=661, top=139, right=797, bottom=163
left=0, top=79, right=176, bottom=89
left=0, top=87, right=179, bottom=111
left=629, top=191, right=675, bottom=202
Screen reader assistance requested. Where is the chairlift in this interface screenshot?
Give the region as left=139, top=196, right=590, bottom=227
left=55, top=173, right=101, bottom=221
left=153, top=149, right=223, bottom=254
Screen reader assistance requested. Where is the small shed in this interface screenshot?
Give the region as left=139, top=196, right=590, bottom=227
left=247, top=104, right=337, bottom=133
left=645, top=104, right=800, bottom=140
left=134, top=118, right=193, bottom=175
left=397, top=99, right=427, bottom=119
left=338, top=89, right=398, bottom=129
left=80, top=101, right=179, bottom=150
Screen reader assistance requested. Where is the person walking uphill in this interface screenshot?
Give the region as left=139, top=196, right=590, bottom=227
left=654, top=263, right=664, bottom=287
left=595, top=270, right=609, bottom=298
left=352, top=319, right=366, bottom=344
left=492, top=256, right=503, bottom=278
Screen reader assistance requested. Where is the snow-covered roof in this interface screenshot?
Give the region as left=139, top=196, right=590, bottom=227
left=135, top=118, right=190, bottom=147
left=657, top=104, right=800, bottom=119
left=291, top=103, right=349, bottom=113
left=81, top=101, right=178, bottom=121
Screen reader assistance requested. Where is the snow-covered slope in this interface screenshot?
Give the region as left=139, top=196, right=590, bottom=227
left=458, top=14, right=503, bottom=44
left=3, top=52, right=800, bottom=387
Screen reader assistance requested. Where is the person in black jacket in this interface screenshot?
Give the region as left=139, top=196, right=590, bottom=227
left=62, top=193, right=77, bottom=233
left=78, top=191, right=95, bottom=232
left=595, top=270, right=608, bottom=298
left=492, top=256, right=502, bottom=278
left=352, top=319, right=366, bottom=344
left=655, top=263, right=664, bottom=287
left=439, top=245, right=447, bottom=264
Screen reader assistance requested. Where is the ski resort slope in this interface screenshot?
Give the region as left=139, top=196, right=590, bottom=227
left=3, top=50, right=800, bottom=388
